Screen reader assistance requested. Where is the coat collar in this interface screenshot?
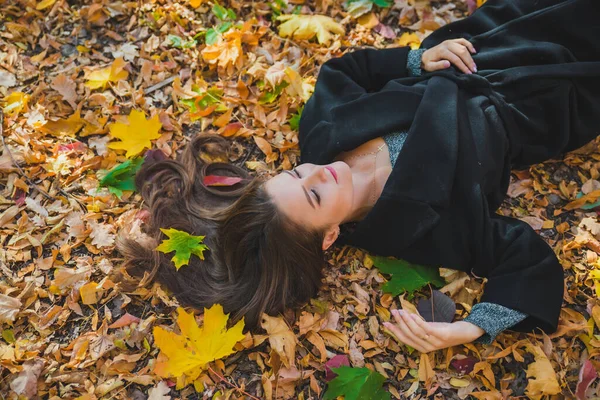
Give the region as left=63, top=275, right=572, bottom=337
left=344, top=77, right=461, bottom=252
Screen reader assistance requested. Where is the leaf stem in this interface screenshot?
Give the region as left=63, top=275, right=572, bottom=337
left=208, top=366, right=261, bottom=400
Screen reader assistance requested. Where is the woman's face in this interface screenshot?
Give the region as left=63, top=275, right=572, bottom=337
left=266, top=161, right=354, bottom=232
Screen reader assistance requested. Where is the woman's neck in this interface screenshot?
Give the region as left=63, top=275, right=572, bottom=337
left=336, top=138, right=393, bottom=223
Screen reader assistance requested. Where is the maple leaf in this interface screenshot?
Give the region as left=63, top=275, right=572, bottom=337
left=2, top=92, right=30, bottom=116
left=323, top=366, right=390, bottom=400
left=51, top=75, right=78, bottom=109
left=189, top=0, right=203, bottom=8
left=371, top=256, right=445, bottom=297
left=98, top=157, right=144, bottom=197
left=108, top=110, right=162, bottom=158
left=84, top=57, right=129, bottom=90
left=277, top=14, right=345, bottom=45
left=201, top=30, right=243, bottom=72
left=397, top=32, right=421, bottom=50
left=153, top=305, right=245, bottom=380
left=524, top=343, right=561, bottom=399
left=156, top=228, right=209, bottom=270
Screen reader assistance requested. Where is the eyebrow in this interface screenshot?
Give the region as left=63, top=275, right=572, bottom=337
left=283, top=170, right=315, bottom=209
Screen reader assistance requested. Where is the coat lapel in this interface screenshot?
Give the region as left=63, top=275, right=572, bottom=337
left=346, top=77, right=461, bottom=251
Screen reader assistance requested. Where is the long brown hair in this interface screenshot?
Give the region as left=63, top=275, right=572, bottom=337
left=117, top=134, right=326, bottom=329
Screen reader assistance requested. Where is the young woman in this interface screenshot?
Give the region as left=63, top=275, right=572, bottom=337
left=120, top=0, right=600, bottom=352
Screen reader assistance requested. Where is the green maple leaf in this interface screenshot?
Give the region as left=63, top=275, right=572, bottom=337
left=98, top=157, right=144, bottom=198
left=156, top=228, right=209, bottom=270
left=324, top=366, right=390, bottom=400
left=371, top=256, right=445, bottom=298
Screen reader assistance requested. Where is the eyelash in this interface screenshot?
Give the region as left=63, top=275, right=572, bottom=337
left=295, top=169, right=321, bottom=205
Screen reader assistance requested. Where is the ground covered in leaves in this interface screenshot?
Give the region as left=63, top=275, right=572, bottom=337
left=1, top=0, right=600, bottom=399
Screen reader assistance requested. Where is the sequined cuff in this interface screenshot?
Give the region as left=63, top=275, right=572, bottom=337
left=407, top=48, right=426, bottom=77
left=463, top=302, right=528, bottom=345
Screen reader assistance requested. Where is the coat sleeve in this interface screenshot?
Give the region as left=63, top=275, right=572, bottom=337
left=473, top=213, right=565, bottom=334
left=299, top=47, right=418, bottom=164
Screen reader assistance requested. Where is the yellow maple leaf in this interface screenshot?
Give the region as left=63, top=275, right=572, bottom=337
left=277, top=14, right=345, bottom=45
left=524, top=343, right=561, bottom=399
left=2, top=92, right=30, bottom=116
left=201, top=30, right=242, bottom=72
left=398, top=32, right=421, bottom=50
left=153, top=305, right=245, bottom=381
left=189, top=0, right=203, bottom=7
left=84, top=57, right=129, bottom=90
left=108, top=110, right=162, bottom=158
left=40, top=111, right=86, bottom=137
left=284, top=67, right=314, bottom=103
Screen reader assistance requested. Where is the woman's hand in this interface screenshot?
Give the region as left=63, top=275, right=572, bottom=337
left=382, top=309, right=485, bottom=353
left=421, top=39, right=477, bottom=75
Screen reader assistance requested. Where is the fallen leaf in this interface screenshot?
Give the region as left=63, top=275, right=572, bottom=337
left=260, top=314, right=297, bottom=368
left=524, top=343, right=561, bottom=399
left=108, top=109, right=162, bottom=158
left=155, top=228, right=209, bottom=270
left=575, top=359, right=598, bottom=400
left=416, top=289, right=456, bottom=323
left=51, top=75, right=78, bottom=108
left=153, top=305, right=245, bottom=380
left=325, top=354, right=350, bottom=381
left=371, top=256, right=445, bottom=297
left=203, top=175, right=243, bottom=187
left=85, top=57, right=129, bottom=90
left=148, top=381, right=171, bottom=400
left=0, top=294, right=22, bottom=324
left=323, top=366, right=390, bottom=400
left=277, top=14, right=345, bottom=45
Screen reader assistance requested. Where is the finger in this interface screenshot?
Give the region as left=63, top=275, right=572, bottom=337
left=400, top=311, right=430, bottom=341
left=409, top=314, right=445, bottom=345
left=441, top=49, right=472, bottom=74
left=395, top=312, right=432, bottom=349
left=449, top=43, right=477, bottom=72
left=383, top=322, right=428, bottom=353
left=424, top=60, right=451, bottom=71
left=456, top=38, right=476, bottom=54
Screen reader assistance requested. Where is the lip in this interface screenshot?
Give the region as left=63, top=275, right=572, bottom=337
left=325, top=166, right=338, bottom=183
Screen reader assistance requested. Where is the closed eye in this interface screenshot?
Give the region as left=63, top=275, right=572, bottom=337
left=293, top=169, right=320, bottom=206
left=311, top=189, right=321, bottom=205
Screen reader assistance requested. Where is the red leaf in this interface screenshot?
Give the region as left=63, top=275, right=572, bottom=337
left=108, top=313, right=141, bottom=329
left=13, top=188, right=26, bottom=207
left=203, top=175, right=243, bottom=187
left=576, top=359, right=598, bottom=400
left=325, top=354, right=350, bottom=382
left=373, top=23, right=396, bottom=40
left=450, top=355, right=477, bottom=375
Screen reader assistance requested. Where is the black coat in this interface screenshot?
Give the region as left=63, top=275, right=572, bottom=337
left=299, top=0, right=600, bottom=334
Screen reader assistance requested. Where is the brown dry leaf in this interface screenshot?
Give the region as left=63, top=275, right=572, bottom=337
left=0, top=294, right=21, bottom=324
left=9, top=359, right=45, bottom=398
left=51, top=75, right=78, bottom=109
left=523, top=343, right=561, bottom=399
left=260, top=315, right=297, bottom=368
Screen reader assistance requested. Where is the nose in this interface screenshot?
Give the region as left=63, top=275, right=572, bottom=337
left=307, top=166, right=328, bottom=183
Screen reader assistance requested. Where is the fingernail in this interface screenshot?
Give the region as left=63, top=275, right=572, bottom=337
left=444, top=61, right=451, bottom=68
left=472, top=65, right=477, bottom=72
left=467, top=70, right=472, bottom=74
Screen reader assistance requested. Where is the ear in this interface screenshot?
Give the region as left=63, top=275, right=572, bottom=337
left=322, top=225, right=340, bottom=250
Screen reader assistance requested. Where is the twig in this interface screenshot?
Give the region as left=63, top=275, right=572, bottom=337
left=208, top=366, right=261, bottom=400
left=144, top=75, right=177, bottom=95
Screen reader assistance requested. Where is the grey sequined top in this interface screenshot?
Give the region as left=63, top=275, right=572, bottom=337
left=381, top=49, right=529, bottom=344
